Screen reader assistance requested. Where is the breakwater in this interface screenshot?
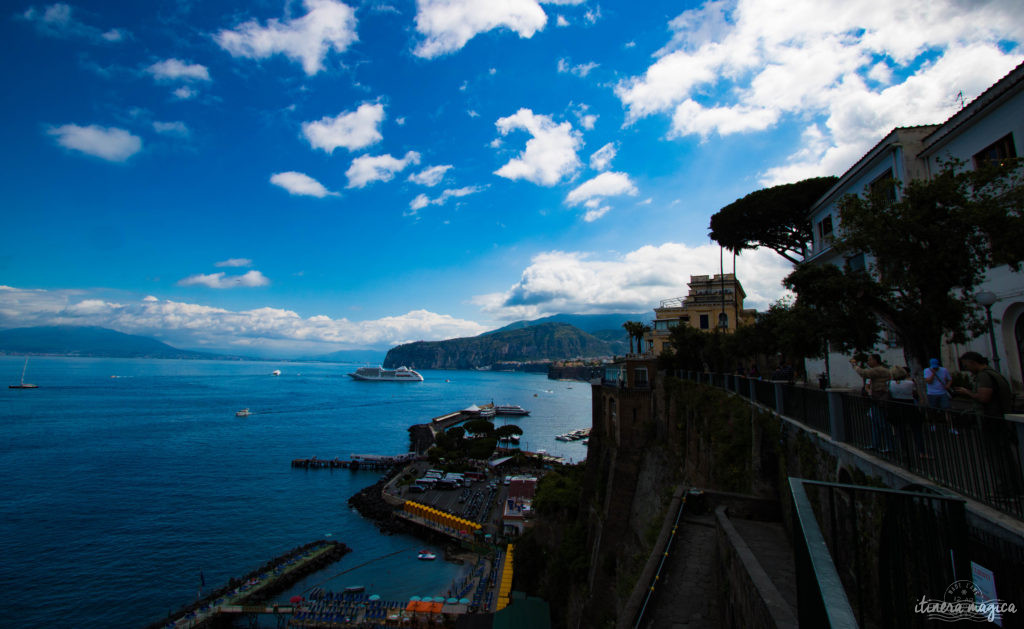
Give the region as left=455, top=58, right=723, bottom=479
left=144, top=540, right=351, bottom=629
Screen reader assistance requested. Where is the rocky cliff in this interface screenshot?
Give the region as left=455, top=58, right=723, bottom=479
left=382, top=322, right=615, bottom=369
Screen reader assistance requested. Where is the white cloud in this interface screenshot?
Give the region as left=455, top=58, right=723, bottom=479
left=173, top=86, right=197, bottom=100
left=408, top=164, right=453, bottom=187
left=146, top=58, right=210, bottom=82
left=22, top=3, right=127, bottom=42
left=556, top=15, right=569, bottom=27
left=270, top=171, right=338, bottom=197
left=588, top=142, right=616, bottom=171
left=565, top=171, right=637, bottom=206
left=557, top=58, right=598, bottom=77
left=153, top=121, right=189, bottom=136
left=178, top=270, right=271, bottom=289
left=493, top=108, right=582, bottom=186
left=0, top=286, right=488, bottom=351
left=615, top=0, right=1024, bottom=182
left=47, top=124, right=142, bottom=162
left=215, top=258, right=252, bottom=268
left=472, top=243, right=793, bottom=319
left=346, top=151, right=421, bottom=188
left=215, top=0, right=358, bottom=75
left=406, top=186, right=483, bottom=215
left=583, top=206, right=610, bottom=222
left=413, top=0, right=548, bottom=58
left=302, top=103, right=385, bottom=153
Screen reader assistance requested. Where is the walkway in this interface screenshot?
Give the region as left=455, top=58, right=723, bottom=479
left=638, top=513, right=719, bottom=629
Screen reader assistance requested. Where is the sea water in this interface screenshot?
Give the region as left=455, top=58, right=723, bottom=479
left=0, top=356, right=592, bottom=628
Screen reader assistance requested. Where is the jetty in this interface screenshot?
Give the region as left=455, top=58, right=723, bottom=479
left=144, top=541, right=349, bottom=629
left=291, top=453, right=418, bottom=470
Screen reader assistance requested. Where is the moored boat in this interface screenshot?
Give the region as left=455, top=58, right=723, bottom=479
left=495, top=404, right=530, bottom=416
left=417, top=550, right=437, bottom=561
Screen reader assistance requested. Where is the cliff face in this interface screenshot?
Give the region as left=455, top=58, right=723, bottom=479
left=383, top=322, right=614, bottom=369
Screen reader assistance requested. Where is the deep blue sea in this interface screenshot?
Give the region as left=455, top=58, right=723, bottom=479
left=0, top=357, right=592, bottom=628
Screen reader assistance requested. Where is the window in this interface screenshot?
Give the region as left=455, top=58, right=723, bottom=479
left=634, top=368, right=648, bottom=387
left=846, top=253, right=866, bottom=272
left=718, top=312, right=729, bottom=330
left=869, top=168, right=896, bottom=204
left=817, top=215, right=834, bottom=245
left=973, top=133, right=1017, bottom=169
left=699, top=314, right=709, bottom=329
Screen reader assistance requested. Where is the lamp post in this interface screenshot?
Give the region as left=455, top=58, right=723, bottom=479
left=975, top=291, right=1002, bottom=373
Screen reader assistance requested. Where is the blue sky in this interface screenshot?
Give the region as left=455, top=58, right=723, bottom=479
left=1, top=0, right=1022, bottom=356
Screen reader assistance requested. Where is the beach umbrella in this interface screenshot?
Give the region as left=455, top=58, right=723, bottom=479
left=290, top=595, right=303, bottom=604
left=369, top=594, right=381, bottom=601
left=409, top=596, right=421, bottom=602
left=459, top=598, right=470, bottom=605
left=446, top=597, right=458, bottom=604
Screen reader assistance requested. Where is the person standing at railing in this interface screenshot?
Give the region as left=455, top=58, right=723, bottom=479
left=954, top=351, right=1019, bottom=500
left=923, top=358, right=956, bottom=435
left=851, top=354, right=894, bottom=452
left=888, top=366, right=924, bottom=460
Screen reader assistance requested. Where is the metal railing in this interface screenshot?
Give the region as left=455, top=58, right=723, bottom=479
left=790, top=478, right=969, bottom=628
left=672, top=371, right=1024, bottom=521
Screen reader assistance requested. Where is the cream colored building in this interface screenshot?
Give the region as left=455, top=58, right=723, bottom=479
left=645, top=273, right=757, bottom=356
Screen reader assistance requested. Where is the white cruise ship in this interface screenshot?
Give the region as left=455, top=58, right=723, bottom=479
left=347, top=366, right=424, bottom=382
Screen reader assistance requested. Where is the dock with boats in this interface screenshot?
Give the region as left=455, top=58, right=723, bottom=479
left=555, top=428, right=590, bottom=442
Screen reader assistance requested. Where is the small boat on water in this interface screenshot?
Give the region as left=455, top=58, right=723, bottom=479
left=236, top=408, right=251, bottom=417
left=272, top=369, right=281, bottom=376
left=417, top=550, right=437, bottom=561
left=9, top=358, right=38, bottom=389
left=343, top=586, right=365, bottom=594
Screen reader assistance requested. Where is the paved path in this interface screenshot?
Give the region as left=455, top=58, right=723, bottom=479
left=639, top=514, right=719, bottom=629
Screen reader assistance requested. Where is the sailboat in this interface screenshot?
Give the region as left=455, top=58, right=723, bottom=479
left=9, top=358, right=38, bottom=389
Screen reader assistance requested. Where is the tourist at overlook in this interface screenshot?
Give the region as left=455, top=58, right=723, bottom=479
left=923, top=358, right=953, bottom=409
left=851, top=354, right=894, bottom=452
left=888, top=366, right=924, bottom=459
left=954, top=351, right=1019, bottom=499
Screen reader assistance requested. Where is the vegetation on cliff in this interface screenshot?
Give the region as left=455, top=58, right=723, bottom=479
left=383, top=322, right=616, bottom=369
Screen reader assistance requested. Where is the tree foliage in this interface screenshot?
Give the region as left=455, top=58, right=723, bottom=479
left=792, top=158, right=1024, bottom=371
left=495, top=424, right=523, bottom=439
left=463, top=419, right=494, bottom=435
left=710, top=176, right=838, bottom=264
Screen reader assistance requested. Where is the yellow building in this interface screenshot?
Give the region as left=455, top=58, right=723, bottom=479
left=645, top=273, right=757, bottom=356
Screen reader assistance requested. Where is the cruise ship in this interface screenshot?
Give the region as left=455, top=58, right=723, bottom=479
left=347, top=366, right=424, bottom=382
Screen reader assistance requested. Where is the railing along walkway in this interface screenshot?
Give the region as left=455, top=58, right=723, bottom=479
left=675, top=371, right=1024, bottom=521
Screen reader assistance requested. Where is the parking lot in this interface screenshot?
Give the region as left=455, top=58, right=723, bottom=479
left=394, top=463, right=511, bottom=533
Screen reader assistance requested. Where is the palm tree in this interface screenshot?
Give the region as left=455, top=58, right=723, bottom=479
left=622, top=321, right=638, bottom=355
left=637, top=323, right=652, bottom=355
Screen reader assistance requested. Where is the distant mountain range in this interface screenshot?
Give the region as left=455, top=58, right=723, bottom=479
left=0, top=312, right=653, bottom=366
left=382, top=321, right=631, bottom=369
left=0, top=326, right=245, bottom=360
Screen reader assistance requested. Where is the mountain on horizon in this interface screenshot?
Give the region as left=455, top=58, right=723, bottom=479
left=491, top=312, right=650, bottom=335
left=0, top=326, right=246, bottom=360
left=383, top=321, right=626, bottom=369
left=306, top=348, right=388, bottom=364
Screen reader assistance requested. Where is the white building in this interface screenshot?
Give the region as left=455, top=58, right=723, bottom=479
left=804, top=61, right=1024, bottom=391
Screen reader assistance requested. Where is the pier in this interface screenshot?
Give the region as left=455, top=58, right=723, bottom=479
left=144, top=541, right=350, bottom=629
left=291, top=453, right=418, bottom=470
